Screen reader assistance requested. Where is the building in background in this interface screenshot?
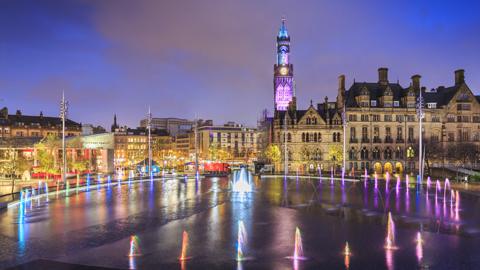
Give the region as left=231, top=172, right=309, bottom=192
left=0, top=108, right=81, bottom=138
left=270, top=20, right=343, bottom=174
left=139, top=117, right=193, bottom=136
left=197, top=121, right=258, bottom=163
left=341, top=68, right=480, bottom=175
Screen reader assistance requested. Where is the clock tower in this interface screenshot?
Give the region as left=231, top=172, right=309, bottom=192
left=274, top=18, right=295, bottom=111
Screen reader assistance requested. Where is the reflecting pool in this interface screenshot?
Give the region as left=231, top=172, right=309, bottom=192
left=1, top=172, right=479, bottom=269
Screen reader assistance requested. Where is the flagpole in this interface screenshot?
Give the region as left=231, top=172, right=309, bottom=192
left=61, top=91, right=66, bottom=183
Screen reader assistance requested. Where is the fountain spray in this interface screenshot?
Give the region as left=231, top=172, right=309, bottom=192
left=128, top=235, right=141, bottom=257
left=236, top=220, right=247, bottom=261
left=179, top=231, right=190, bottom=261
left=385, top=212, right=396, bottom=250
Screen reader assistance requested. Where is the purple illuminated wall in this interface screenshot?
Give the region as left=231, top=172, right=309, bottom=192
left=275, top=77, right=293, bottom=111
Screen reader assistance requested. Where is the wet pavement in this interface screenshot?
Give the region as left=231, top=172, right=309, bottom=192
left=1, top=174, right=480, bottom=269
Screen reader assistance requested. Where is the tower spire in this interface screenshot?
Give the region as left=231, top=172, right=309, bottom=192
left=278, top=17, right=289, bottom=39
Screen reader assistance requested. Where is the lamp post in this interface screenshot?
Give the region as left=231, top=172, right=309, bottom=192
left=342, top=104, right=347, bottom=173
left=416, top=88, right=425, bottom=182
left=147, top=106, right=152, bottom=178
left=60, top=91, right=68, bottom=183
left=284, top=112, right=288, bottom=176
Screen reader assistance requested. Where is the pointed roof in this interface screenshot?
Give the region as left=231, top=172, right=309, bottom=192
left=278, top=18, right=289, bottom=39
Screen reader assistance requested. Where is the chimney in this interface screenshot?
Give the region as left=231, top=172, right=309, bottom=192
left=454, top=69, right=465, bottom=85
left=411, top=74, right=421, bottom=91
left=338, top=74, right=345, bottom=90
left=324, top=96, right=330, bottom=123
left=378, top=67, right=389, bottom=85
left=0, top=107, right=8, bottom=119
left=337, top=74, right=346, bottom=109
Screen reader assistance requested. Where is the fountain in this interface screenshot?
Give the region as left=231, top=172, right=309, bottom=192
left=232, top=167, right=252, bottom=193
left=341, top=167, right=345, bottom=186
left=128, top=235, right=141, bottom=257
left=236, top=220, right=247, bottom=261
left=344, top=241, right=351, bottom=269
left=405, top=175, right=410, bottom=188
left=396, top=176, right=400, bottom=191
left=385, top=172, right=390, bottom=192
left=384, top=212, right=397, bottom=250
left=427, top=177, right=431, bottom=190
left=343, top=241, right=351, bottom=256
left=44, top=182, right=49, bottom=201
left=415, top=231, right=423, bottom=262
left=179, top=231, right=190, bottom=261
left=330, top=167, right=334, bottom=185
left=287, top=227, right=306, bottom=261
left=444, top=178, right=450, bottom=201
left=364, top=169, right=368, bottom=188
left=374, top=173, right=378, bottom=189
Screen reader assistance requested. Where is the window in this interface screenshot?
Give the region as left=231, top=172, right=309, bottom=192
left=431, top=116, right=440, bottom=122
left=384, top=115, right=392, bottom=122
left=457, top=116, right=470, bottom=123
left=393, top=101, right=400, bottom=107
left=372, top=114, right=380, bottom=121
left=408, top=127, right=414, bottom=141
left=361, top=114, right=369, bottom=121
left=427, top=103, right=437, bottom=109
left=302, top=133, right=305, bottom=142
left=371, top=100, right=377, bottom=107
left=407, top=115, right=415, bottom=122
left=448, top=132, right=454, bottom=142
left=473, top=116, right=480, bottom=123
left=384, top=147, right=392, bottom=159
left=349, top=115, right=357, bottom=122
left=349, top=147, right=356, bottom=160
left=372, top=147, right=380, bottom=159
left=384, top=102, right=392, bottom=108
left=373, top=126, right=380, bottom=142
left=457, top=103, right=471, bottom=111
left=361, top=147, right=368, bottom=160
left=362, top=126, right=368, bottom=141
left=447, top=114, right=455, bottom=122
left=396, top=127, right=403, bottom=140
left=350, top=127, right=356, bottom=140
left=287, top=133, right=292, bottom=142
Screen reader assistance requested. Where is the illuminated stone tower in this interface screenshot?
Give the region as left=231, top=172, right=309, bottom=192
left=274, top=18, right=295, bottom=111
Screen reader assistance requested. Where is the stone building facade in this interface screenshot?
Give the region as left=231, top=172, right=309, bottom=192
left=269, top=20, right=480, bottom=175
left=339, top=68, right=480, bottom=175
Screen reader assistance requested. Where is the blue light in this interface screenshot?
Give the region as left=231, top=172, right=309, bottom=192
left=278, top=19, right=288, bottom=38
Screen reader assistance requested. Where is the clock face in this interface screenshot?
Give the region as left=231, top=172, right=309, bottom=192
left=279, top=45, right=288, bottom=53
left=279, top=67, right=288, bottom=75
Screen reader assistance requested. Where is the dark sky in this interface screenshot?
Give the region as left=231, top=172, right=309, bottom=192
left=1, top=0, right=479, bottom=128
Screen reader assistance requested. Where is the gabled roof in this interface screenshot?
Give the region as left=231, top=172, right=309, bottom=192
left=345, top=82, right=406, bottom=107
left=423, top=85, right=459, bottom=106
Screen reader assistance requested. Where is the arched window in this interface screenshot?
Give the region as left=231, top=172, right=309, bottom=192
left=302, top=133, right=305, bottom=142
left=287, top=133, right=292, bottom=142
left=333, top=133, right=337, bottom=142
left=372, top=147, right=380, bottom=159
left=314, top=133, right=317, bottom=142
left=306, top=117, right=311, bottom=125
left=306, top=133, right=310, bottom=142
left=313, top=118, right=317, bottom=124
left=349, top=147, right=356, bottom=160
left=318, top=133, right=322, bottom=142
left=384, top=147, right=392, bottom=159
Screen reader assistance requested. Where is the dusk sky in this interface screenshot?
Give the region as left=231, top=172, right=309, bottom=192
left=1, top=0, right=479, bottom=128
